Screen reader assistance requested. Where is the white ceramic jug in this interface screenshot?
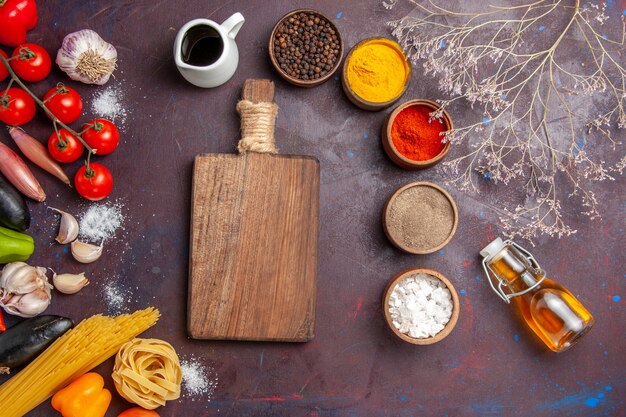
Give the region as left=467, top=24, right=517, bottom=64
left=174, top=13, right=245, bottom=88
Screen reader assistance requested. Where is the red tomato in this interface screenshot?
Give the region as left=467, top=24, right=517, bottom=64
left=10, top=43, right=51, bottom=82
left=0, top=0, right=38, bottom=47
left=0, top=50, right=9, bottom=82
left=47, top=129, right=84, bottom=163
left=75, top=163, right=113, bottom=201
left=43, top=85, right=83, bottom=124
left=82, top=119, right=120, bottom=155
left=0, top=87, right=36, bottom=125
left=118, top=408, right=160, bottom=417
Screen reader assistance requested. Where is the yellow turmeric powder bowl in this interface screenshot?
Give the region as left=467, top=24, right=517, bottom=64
left=342, top=38, right=411, bottom=111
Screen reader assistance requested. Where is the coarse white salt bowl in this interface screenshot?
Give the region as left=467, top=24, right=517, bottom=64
left=383, top=267, right=460, bottom=345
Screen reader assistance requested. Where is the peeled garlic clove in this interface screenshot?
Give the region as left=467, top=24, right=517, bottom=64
left=2, top=288, right=51, bottom=317
left=71, top=240, right=103, bottom=263
left=53, top=272, right=89, bottom=294
left=49, top=207, right=79, bottom=244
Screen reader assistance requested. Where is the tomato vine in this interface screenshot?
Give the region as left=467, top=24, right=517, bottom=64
left=0, top=53, right=95, bottom=157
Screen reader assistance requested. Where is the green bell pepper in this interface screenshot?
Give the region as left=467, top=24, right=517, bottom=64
left=0, top=226, right=34, bottom=264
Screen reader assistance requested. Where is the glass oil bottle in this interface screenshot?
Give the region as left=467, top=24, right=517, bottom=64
left=480, top=238, right=594, bottom=352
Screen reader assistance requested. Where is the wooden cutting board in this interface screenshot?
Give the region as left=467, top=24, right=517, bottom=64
left=188, top=79, right=319, bottom=342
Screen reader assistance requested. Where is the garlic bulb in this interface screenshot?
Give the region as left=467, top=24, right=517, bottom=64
left=3, top=288, right=51, bottom=317
left=49, top=207, right=79, bottom=244
left=0, top=262, right=53, bottom=318
left=56, top=29, right=117, bottom=85
left=0, top=262, right=49, bottom=295
left=53, top=272, right=89, bottom=294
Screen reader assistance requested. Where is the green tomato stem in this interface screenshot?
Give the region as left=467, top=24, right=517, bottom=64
left=85, top=151, right=94, bottom=177
left=17, top=47, right=35, bottom=60
left=52, top=121, right=67, bottom=147
left=43, top=83, right=69, bottom=104
left=0, top=54, right=95, bottom=155
left=2, top=79, right=14, bottom=98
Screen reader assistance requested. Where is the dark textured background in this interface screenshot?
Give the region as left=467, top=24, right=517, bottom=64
left=0, top=1, right=624, bottom=416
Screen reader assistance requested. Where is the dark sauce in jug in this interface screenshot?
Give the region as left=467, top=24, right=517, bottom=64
left=181, top=25, right=224, bottom=66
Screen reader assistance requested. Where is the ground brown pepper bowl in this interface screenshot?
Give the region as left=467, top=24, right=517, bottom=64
left=269, top=9, right=343, bottom=87
left=382, top=181, right=458, bottom=254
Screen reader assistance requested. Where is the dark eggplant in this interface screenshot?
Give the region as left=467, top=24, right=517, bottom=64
left=0, top=173, right=30, bottom=232
left=0, top=315, right=73, bottom=374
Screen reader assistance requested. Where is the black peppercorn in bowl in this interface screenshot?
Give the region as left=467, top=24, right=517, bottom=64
left=269, top=9, right=343, bottom=87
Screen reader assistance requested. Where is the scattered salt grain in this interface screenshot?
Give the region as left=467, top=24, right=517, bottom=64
left=388, top=272, right=453, bottom=338
left=181, top=357, right=218, bottom=402
left=91, top=84, right=128, bottom=126
left=79, top=202, right=124, bottom=243
left=104, top=281, right=131, bottom=314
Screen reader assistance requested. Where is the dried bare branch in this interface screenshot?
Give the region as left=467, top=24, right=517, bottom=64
left=385, top=0, right=624, bottom=240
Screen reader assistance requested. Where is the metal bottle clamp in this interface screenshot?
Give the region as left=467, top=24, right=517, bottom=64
left=481, top=240, right=546, bottom=303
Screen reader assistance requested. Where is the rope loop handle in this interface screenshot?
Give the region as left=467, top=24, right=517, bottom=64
left=236, top=100, right=278, bottom=154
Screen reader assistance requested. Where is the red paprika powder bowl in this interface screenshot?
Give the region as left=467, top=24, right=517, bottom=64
left=382, top=99, right=453, bottom=169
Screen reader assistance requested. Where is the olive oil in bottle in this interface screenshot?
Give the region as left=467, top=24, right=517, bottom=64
left=480, top=238, right=594, bottom=352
